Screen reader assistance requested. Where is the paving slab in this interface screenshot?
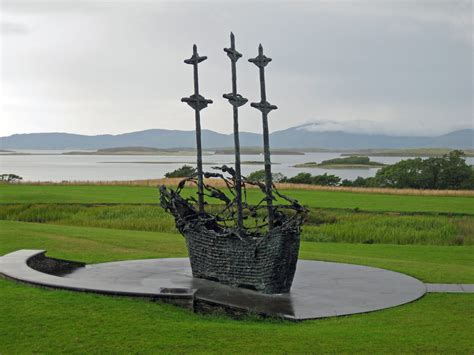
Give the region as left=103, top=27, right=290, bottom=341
left=0, top=250, right=427, bottom=320
left=461, top=284, right=474, bottom=292
left=425, top=283, right=474, bottom=293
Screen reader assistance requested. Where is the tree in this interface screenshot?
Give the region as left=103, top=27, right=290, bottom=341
left=312, top=173, right=341, bottom=186
left=341, top=176, right=376, bottom=187
left=374, top=150, right=474, bottom=189
left=247, top=170, right=286, bottom=183
left=0, top=174, right=23, bottom=183
left=436, top=150, right=473, bottom=189
left=283, top=172, right=340, bottom=186
left=374, top=158, right=424, bottom=188
left=418, top=157, right=443, bottom=189
left=164, top=165, right=196, bottom=178
left=283, top=172, right=313, bottom=184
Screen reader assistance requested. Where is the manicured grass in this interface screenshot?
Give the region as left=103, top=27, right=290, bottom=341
left=0, top=220, right=186, bottom=263
left=1, top=220, right=473, bottom=283
left=300, top=242, right=474, bottom=284
left=1, top=184, right=474, bottom=214
left=1, top=279, right=472, bottom=353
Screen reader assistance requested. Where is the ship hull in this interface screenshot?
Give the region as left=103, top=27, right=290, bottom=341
left=160, top=184, right=304, bottom=294
left=182, top=223, right=300, bottom=294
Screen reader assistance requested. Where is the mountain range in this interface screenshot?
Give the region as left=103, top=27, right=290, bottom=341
left=1, top=123, right=472, bottom=150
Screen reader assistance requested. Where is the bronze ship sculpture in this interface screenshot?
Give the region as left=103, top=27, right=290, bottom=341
left=160, top=33, right=306, bottom=294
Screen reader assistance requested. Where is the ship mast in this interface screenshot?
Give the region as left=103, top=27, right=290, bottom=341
left=249, top=44, right=277, bottom=229
left=223, top=33, right=248, bottom=231
left=181, top=45, right=213, bottom=213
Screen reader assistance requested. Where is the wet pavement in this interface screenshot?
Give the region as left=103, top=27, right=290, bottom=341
left=0, top=250, right=428, bottom=320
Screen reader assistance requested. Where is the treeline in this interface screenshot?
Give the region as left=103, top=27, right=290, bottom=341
left=248, top=150, right=474, bottom=190
left=164, top=150, right=473, bottom=190
left=343, top=150, right=473, bottom=189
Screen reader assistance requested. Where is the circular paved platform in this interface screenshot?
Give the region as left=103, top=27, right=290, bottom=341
left=68, top=258, right=426, bottom=319
left=0, top=251, right=426, bottom=320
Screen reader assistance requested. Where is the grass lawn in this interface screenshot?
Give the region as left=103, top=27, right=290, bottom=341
left=1, top=279, right=472, bottom=353
left=0, top=220, right=473, bottom=353
left=0, top=184, right=473, bottom=353
left=1, top=184, right=473, bottom=214
left=1, top=220, right=473, bottom=284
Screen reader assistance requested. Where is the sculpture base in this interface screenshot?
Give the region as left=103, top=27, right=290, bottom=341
left=0, top=251, right=426, bottom=320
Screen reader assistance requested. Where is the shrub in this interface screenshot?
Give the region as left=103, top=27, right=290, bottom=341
left=341, top=176, right=376, bottom=187
left=283, top=172, right=340, bottom=186
left=164, top=165, right=196, bottom=178
left=246, top=170, right=286, bottom=183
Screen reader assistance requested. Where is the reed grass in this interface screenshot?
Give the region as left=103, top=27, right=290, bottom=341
left=302, top=214, right=473, bottom=245
left=0, top=204, right=176, bottom=233
left=1, top=203, right=472, bottom=245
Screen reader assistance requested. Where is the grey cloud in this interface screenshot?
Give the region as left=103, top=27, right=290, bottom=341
left=0, top=21, right=29, bottom=35
left=1, top=0, right=472, bottom=136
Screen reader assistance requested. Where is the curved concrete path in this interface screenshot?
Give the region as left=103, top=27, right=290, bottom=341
left=0, top=250, right=429, bottom=320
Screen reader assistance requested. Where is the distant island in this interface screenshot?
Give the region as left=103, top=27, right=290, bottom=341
left=294, top=156, right=386, bottom=169
left=240, top=161, right=281, bottom=165
left=215, top=147, right=305, bottom=155
left=63, top=147, right=201, bottom=156
left=99, top=160, right=279, bottom=165
left=340, top=148, right=474, bottom=157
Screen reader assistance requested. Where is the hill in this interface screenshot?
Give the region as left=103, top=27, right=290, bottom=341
left=1, top=125, right=472, bottom=150
left=62, top=147, right=197, bottom=156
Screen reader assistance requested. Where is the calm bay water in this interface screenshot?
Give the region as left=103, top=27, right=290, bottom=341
left=1, top=151, right=472, bottom=182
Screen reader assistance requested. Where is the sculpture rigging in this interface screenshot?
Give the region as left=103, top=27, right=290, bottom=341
left=181, top=44, right=213, bottom=213
left=223, top=32, right=247, bottom=230
left=249, top=44, right=278, bottom=229
left=160, top=33, right=306, bottom=294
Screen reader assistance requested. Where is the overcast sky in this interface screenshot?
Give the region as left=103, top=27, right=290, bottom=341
left=1, top=0, right=472, bottom=137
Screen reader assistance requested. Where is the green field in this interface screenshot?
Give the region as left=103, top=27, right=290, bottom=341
left=0, top=184, right=473, bottom=353
left=1, top=184, right=473, bottom=214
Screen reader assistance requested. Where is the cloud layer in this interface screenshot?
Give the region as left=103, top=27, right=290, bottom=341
left=1, top=0, right=472, bottom=136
